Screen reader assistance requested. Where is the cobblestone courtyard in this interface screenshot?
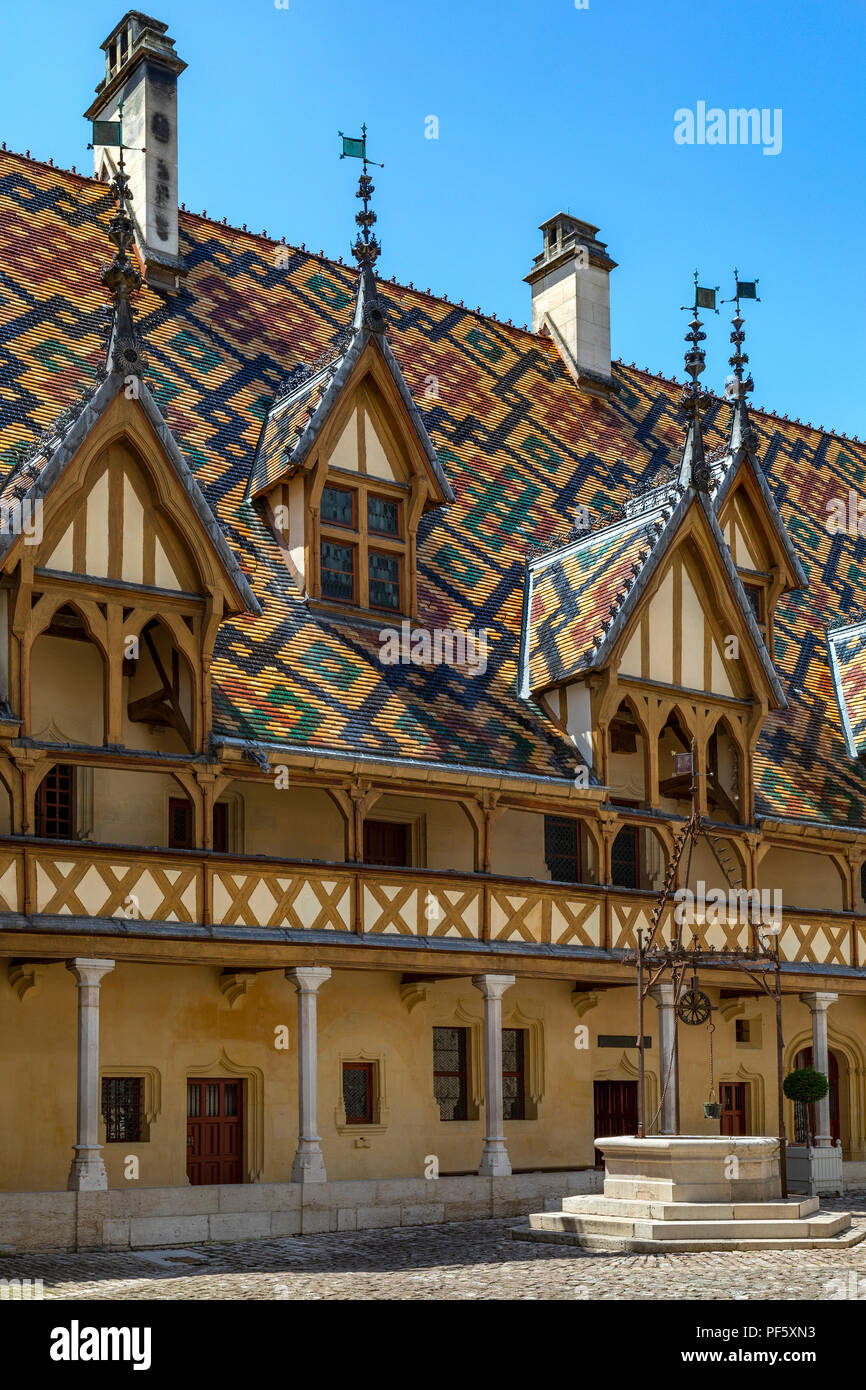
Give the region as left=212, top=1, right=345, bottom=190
left=3, top=1192, right=866, bottom=1301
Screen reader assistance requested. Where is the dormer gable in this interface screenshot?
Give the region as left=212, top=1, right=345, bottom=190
left=713, top=445, right=806, bottom=648
left=0, top=374, right=259, bottom=617
left=249, top=301, right=453, bottom=620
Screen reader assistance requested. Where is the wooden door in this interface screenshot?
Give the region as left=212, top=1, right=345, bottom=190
left=186, top=1078, right=243, bottom=1185
left=593, top=1079, right=638, bottom=1165
left=363, top=819, right=409, bottom=866
left=720, top=1081, right=748, bottom=1135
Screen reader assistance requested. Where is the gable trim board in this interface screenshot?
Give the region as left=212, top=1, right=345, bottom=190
left=247, top=322, right=454, bottom=507
left=521, top=485, right=787, bottom=708
left=712, top=443, right=808, bottom=589
left=0, top=373, right=261, bottom=617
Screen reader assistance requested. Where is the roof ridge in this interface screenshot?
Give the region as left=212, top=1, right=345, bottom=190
left=1, top=144, right=862, bottom=444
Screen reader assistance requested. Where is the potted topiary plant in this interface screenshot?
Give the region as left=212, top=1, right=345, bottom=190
left=783, top=1067, right=842, bottom=1197
left=782, top=1067, right=829, bottom=1106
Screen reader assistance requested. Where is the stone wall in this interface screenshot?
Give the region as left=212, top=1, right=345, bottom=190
left=0, top=1170, right=603, bottom=1253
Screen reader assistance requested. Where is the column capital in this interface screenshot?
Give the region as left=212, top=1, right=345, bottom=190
left=799, top=991, right=839, bottom=1013
left=286, top=966, right=331, bottom=994
left=66, top=958, right=115, bottom=987
left=471, top=973, right=515, bottom=1000
left=647, top=978, right=678, bottom=1007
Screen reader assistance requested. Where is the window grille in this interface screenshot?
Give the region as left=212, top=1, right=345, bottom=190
left=342, top=1062, right=374, bottom=1124
left=102, top=1077, right=143, bottom=1143
left=544, top=815, right=580, bottom=882
left=35, top=764, right=75, bottom=839
left=433, top=1027, right=468, bottom=1121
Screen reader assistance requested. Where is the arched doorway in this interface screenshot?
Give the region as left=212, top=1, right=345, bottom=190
left=793, top=1047, right=840, bottom=1144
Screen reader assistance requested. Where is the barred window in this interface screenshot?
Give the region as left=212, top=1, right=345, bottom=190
left=101, top=1076, right=143, bottom=1143
left=342, top=1062, right=375, bottom=1124
left=168, top=796, right=193, bottom=849
left=433, top=1027, right=468, bottom=1121
left=35, top=765, right=75, bottom=839
left=544, top=815, right=580, bottom=882
left=611, top=824, right=639, bottom=889
left=502, top=1028, right=526, bottom=1121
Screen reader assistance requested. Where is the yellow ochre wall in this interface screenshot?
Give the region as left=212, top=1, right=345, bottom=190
left=2, top=961, right=864, bottom=1192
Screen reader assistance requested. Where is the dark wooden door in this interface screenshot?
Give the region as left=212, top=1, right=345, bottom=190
left=363, top=819, right=409, bottom=866
left=186, top=1079, right=243, bottom=1185
left=720, top=1081, right=748, bottom=1135
left=794, top=1047, right=840, bottom=1144
left=593, top=1079, right=638, bottom=1165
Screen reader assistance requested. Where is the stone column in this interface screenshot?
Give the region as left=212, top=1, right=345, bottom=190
left=800, top=991, right=838, bottom=1147
left=648, top=979, right=678, bottom=1135
left=286, top=966, right=331, bottom=1182
left=66, top=958, right=115, bottom=1192
left=472, top=973, right=515, bottom=1177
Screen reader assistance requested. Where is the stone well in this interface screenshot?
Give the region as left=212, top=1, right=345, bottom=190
left=514, top=1134, right=865, bottom=1252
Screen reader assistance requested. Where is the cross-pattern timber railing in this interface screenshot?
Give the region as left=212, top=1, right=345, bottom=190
left=0, top=839, right=862, bottom=969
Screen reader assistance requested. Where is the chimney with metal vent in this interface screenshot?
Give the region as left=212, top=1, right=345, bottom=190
left=525, top=213, right=617, bottom=396
left=85, top=12, right=187, bottom=292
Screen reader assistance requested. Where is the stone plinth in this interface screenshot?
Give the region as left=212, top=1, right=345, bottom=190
left=598, top=1135, right=781, bottom=1204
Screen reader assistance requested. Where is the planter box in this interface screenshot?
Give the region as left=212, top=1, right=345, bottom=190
left=786, top=1143, right=843, bottom=1196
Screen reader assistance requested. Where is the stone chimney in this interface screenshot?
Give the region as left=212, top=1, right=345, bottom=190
left=525, top=213, right=617, bottom=396
left=84, top=12, right=187, bottom=292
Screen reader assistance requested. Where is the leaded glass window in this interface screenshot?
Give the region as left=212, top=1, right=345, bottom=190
left=503, top=1028, right=526, bottom=1121
left=321, top=540, right=356, bottom=602
left=368, top=550, right=400, bottom=610
left=342, top=1062, right=374, bottom=1123
left=367, top=494, right=400, bottom=536
left=321, top=484, right=355, bottom=528
left=433, top=1027, right=468, bottom=1121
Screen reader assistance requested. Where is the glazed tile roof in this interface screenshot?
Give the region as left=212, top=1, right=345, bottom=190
left=249, top=359, right=343, bottom=497
left=2, top=149, right=866, bottom=823
left=525, top=512, right=658, bottom=691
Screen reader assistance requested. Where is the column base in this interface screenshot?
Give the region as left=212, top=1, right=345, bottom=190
left=67, top=1147, right=108, bottom=1192
left=291, top=1147, right=327, bottom=1183
left=478, top=1143, right=512, bottom=1178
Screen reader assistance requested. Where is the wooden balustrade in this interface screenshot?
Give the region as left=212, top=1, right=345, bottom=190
left=0, top=837, right=860, bottom=969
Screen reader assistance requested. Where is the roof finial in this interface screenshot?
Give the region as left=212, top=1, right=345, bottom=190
left=98, top=105, right=146, bottom=378
left=339, top=125, right=387, bottom=334
left=722, top=271, right=760, bottom=453
left=677, top=270, right=717, bottom=491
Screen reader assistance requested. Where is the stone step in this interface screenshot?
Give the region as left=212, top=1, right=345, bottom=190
left=512, top=1221, right=866, bottom=1254
left=561, top=1195, right=820, bottom=1222
left=529, top=1209, right=850, bottom=1241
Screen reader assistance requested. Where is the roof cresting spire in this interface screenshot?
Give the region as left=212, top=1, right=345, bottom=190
left=98, top=102, right=146, bottom=379
left=722, top=271, right=760, bottom=454
left=339, top=124, right=387, bottom=335
left=676, top=270, right=717, bottom=492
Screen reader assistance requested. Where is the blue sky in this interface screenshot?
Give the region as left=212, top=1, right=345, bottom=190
left=2, top=0, right=863, bottom=435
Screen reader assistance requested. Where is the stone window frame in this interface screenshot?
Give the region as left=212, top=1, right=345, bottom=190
left=333, top=1049, right=391, bottom=1133
left=98, top=1064, right=162, bottom=1146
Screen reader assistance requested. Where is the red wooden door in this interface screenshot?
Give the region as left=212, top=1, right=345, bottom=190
left=593, top=1079, right=638, bottom=1165
left=794, top=1048, right=840, bottom=1143
left=186, top=1079, right=243, bottom=1185
left=720, top=1081, right=748, bottom=1135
